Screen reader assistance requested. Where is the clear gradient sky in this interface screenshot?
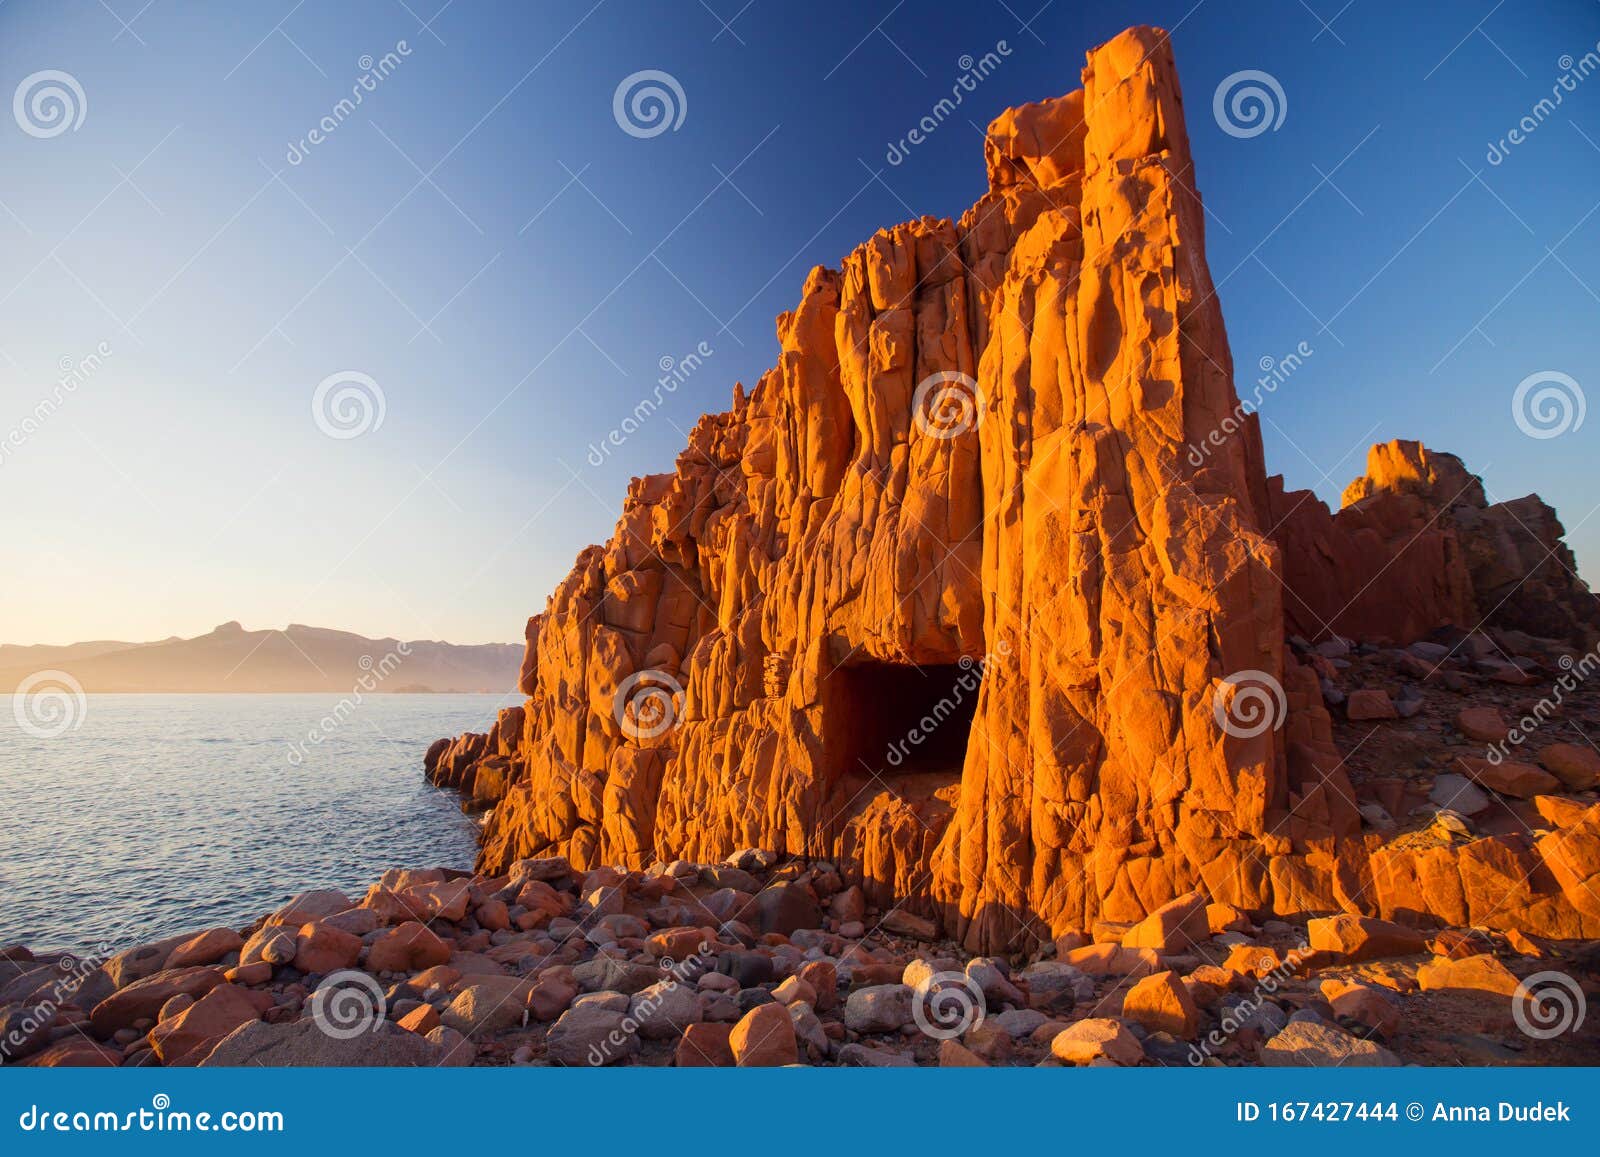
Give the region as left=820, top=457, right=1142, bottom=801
left=2, top=0, right=1598, bottom=646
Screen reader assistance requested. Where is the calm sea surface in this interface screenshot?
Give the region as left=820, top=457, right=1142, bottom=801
left=0, top=693, right=513, bottom=952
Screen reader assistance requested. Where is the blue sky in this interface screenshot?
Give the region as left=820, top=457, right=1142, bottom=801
left=1, top=0, right=1597, bottom=645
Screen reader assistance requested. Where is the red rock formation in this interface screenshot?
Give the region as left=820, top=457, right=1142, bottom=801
left=1269, top=439, right=1599, bottom=646
left=430, top=26, right=1600, bottom=952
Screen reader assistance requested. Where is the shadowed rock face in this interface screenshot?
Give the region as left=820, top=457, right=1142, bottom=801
left=1270, top=439, right=1600, bottom=647
left=430, top=27, right=1600, bottom=953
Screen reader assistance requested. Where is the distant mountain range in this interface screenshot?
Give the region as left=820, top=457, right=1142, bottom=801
left=0, top=622, right=523, bottom=693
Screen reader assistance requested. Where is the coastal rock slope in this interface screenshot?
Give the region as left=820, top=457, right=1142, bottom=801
left=431, top=27, right=1600, bottom=953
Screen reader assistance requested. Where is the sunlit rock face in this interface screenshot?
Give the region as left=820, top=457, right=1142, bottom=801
left=429, top=26, right=1600, bottom=952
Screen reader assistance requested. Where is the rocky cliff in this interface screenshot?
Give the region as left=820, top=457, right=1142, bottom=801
left=430, top=27, right=1600, bottom=953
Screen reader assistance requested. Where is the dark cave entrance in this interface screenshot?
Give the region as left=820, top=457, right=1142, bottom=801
left=829, top=659, right=984, bottom=780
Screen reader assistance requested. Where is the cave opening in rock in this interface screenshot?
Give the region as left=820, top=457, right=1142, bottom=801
left=830, top=659, right=984, bottom=780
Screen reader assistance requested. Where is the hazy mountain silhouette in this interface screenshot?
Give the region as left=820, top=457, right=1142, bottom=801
left=0, top=622, right=521, bottom=693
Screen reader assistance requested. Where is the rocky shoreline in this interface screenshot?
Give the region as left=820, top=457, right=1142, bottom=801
left=4, top=832, right=1597, bottom=1067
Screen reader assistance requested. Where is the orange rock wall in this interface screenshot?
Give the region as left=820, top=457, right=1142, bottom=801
left=433, top=27, right=1600, bottom=951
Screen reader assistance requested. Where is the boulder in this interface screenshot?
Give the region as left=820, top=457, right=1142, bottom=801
left=148, top=985, right=271, bottom=1066
left=240, top=926, right=297, bottom=967
left=1416, top=954, right=1521, bottom=997
left=1346, top=689, right=1398, bottom=720
left=1456, top=707, right=1509, bottom=743
left=1262, top=1020, right=1399, bottom=1066
left=1120, top=970, right=1201, bottom=1039
left=90, top=967, right=226, bottom=1037
left=729, top=1001, right=798, bottom=1066
left=1305, top=915, right=1426, bottom=962
left=573, top=954, right=662, bottom=995
left=292, top=921, right=363, bottom=975
left=265, top=890, right=353, bottom=927
left=1456, top=756, right=1561, bottom=799
left=628, top=980, right=703, bottom=1039
left=365, top=922, right=451, bottom=974
left=164, top=928, right=244, bottom=970
left=675, top=1021, right=735, bottom=1066
left=199, top=1018, right=443, bottom=1066
left=1050, top=1019, right=1143, bottom=1065
left=751, top=883, right=821, bottom=937
left=843, top=984, right=915, bottom=1033
left=544, top=1004, right=638, bottom=1066
left=1539, top=743, right=1600, bottom=790
left=441, top=979, right=534, bottom=1036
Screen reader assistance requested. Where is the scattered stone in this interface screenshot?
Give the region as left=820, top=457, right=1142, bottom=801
left=164, top=928, right=244, bottom=970
left=292, top=921, right=363, bottom=975
left=428, top=1024, right=474, bottom=1066
left=1261, top=1020, right=1399, bottom=1066
left=1455, top=756, right=1561, bottom=799
left=628, top=980, right=703, bottom=1039
left=1121, top=891, right=1208, bottom=953
left=1120, top=970, right=1202, bottom=1039
left=880, top=910, right=938, bottom=940
left=1429, top=774, right=1491, bottom=815
left=1416, top=954, right=1521, bottom=997
left=939, top=1038, right=988, bottom=1066
left=843, top=984, right=914, bottom=1033
left=90, top=967, right=227, bottom=1037
left=149, top=984, right=270, bottom=1066
left=729, top=1001, right=798, bottom=1066
left=836, top=1043, right=914, bottom=1066
left=200, top=1018, right=441, bottom=1066
left=365, top=922, right=450, bottom=974
left=992, top=1008, right=1048, bottom=1038
left=544, top=1004, right=638, bottom=1066
left=675, top=1021, right=735, bottom=1067
left=1050, top=1018, right=1143, bottom=1065
left=1538, top=743, right=1600, bottom=790
left=240, top=926, right=297, bottom=967
left=1346, top=689, right=1398, bottom=720
left=752, top=883, right=822, bottom=937
left=1456, top=707, right=1508, bottom=743
left=265, top=890, right=353, bottom=928
left=1306, top=914, right=1426, bottom=963
left=441, top=979, right=533, bottom=1036
left=1063, top=945, right=1160, bottom=978
left=1319, top=980, right=1400, bottom=1037
left=396, top=1004, right=440, bottom=1035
